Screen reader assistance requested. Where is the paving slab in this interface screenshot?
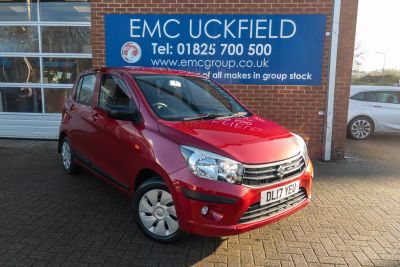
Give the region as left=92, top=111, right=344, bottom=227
left=0, top=136, right=399, bottom=266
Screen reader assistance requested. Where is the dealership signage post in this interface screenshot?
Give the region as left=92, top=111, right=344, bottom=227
left=105, top=14, right=326, bottom=85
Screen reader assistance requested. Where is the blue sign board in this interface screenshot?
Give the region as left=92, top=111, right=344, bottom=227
left=105, top=14, right=326, bottom=85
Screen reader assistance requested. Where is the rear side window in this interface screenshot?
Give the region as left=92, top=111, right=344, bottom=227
left=375, top=91, right=400, bottom=104
left=99, top=74, right=134, bottom=109
left=350, top=92, right=365, bottom=101
left=75, top=74, right=96, bottom=106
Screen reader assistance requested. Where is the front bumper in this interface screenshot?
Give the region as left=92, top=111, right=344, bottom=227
left=169, top=160, right=313, bottom=236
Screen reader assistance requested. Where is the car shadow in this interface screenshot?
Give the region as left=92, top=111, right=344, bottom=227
left=66, top=168, right=224, bottom=266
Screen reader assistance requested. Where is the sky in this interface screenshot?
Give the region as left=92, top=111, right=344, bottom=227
left=355, top=0, right=400, bottom=71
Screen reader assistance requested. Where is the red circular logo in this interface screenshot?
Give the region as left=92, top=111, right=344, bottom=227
left=121, top=42, right=142, bottom=64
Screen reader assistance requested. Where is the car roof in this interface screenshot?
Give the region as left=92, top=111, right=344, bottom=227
left=92, top=66, right=204, bottom=77
left=350, top=85, right=400, bottom=96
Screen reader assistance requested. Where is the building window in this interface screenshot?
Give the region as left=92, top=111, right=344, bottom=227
left=0, top=26, right=39, bottom=52
left=41, top=26, right=91, bottom=54
left=0, top=0, right=91, bottom=114
left=43, top=58, right=91, bottom=84
left=0, top=87, right=42, bottom=113
left=0, top=0, right=38, bottom=21
left=0, top=57, right=41, bottom=83
left=39, top=0, right=90, bottom=22
left=44, top=88, right=69, bottom=113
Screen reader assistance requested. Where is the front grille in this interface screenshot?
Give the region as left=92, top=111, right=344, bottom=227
left=238, top=187, right=307, bottom=224
left=242, top=153, right=306, bottom=187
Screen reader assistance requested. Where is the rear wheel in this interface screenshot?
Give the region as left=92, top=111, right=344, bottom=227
left=61, top=137, right=80, bottom=174
left=133, top=178, right=184, bottom=243
left=348, top=116, right=374, bottom=140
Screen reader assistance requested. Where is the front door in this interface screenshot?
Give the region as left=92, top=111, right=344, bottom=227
left=90, top=73, right=141, bottom=190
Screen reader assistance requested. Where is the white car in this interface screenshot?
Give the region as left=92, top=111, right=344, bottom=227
left=347, top=86, right=400, bottom=139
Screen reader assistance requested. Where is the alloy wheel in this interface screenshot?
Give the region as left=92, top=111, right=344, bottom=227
left=351, top=119, right=371, bottom=139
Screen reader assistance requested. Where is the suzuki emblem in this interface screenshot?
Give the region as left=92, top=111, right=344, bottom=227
left=276, top=165, right=285, bottom=178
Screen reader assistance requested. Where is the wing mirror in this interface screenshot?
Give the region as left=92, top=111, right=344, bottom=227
left=105, top=103, right=141, bottom=123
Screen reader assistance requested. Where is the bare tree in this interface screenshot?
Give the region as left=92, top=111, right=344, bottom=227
left=353, top=41, right=367, bottom=70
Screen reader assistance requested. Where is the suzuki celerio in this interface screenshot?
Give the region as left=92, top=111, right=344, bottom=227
left=59, top=67, right=313, bottom=242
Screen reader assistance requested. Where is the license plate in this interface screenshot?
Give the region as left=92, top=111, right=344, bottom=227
left=260, top=180, right=300, bottom=206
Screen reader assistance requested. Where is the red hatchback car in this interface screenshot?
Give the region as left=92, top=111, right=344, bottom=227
left=59, top=67, right=313, bottom=242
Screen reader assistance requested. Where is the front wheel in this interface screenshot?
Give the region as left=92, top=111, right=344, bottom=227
left=133, top=178, right=184, bottom=243
left=348, top=116, right=374, bottom=140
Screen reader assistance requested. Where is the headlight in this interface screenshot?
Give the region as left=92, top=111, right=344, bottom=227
left=180, top=146, right=243, bottom=184
left=292, top=134, right=310, bottom=164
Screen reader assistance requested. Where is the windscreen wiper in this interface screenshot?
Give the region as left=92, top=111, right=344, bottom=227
left=183, top=112, right=232, bottom=121
left=215, top=112, right=248, bottom=120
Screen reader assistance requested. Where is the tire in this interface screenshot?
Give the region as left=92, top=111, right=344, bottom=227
left=133, top=178, right=184, bottom=243
left=348, top=116, right=374, bottom=140
left=61, top=136, right=80, bottom=174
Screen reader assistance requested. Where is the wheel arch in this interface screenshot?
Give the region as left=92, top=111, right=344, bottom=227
left=131, top=163, right=177, bottom=195
left=58, top=132, right=67, bottom=153
left=134, top=168, right=163, bottom=192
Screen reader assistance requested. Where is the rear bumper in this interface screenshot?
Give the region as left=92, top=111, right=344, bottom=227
left=169, top=160, right=313, bottom=236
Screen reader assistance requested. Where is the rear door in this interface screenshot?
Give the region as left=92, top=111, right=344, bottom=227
left=348, top=91, right=370, bottom=123
left=90, top=72, right=141, bottom=190
left=67, top=73, right=97, bottom=162
left=367, top=91, right=400, bottom=133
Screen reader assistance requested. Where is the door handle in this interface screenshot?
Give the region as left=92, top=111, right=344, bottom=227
left=373, top=105, right=382, bottom=108
left=93, top=113, right=100, bottom=121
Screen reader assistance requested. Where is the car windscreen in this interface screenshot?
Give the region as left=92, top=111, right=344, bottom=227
left=133, top=74, right=250, bottom=121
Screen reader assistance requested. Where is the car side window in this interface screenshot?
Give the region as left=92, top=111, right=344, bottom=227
left=74, top=77, right=83, bottom=101
left=350, top=92, right=365, bottom=101
left=76, top=74, right=96, bottom=106
left=365, top=92, right=378, bottom=102
left=376, top=91, right=399, bottom=104
left=362, top=91, right=400, bottom=104
left=99, top=74, right=133, bottom=109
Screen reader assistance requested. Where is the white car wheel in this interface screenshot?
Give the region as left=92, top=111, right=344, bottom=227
left=349, top=117, right=373, bottom=140
left=133, top=178, right=184, bottom=242
left=62, top=141, right=72, bottom=170
left=60, top=137, right=80, bottom=174
left=139, top=189, right=179, bottom=237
